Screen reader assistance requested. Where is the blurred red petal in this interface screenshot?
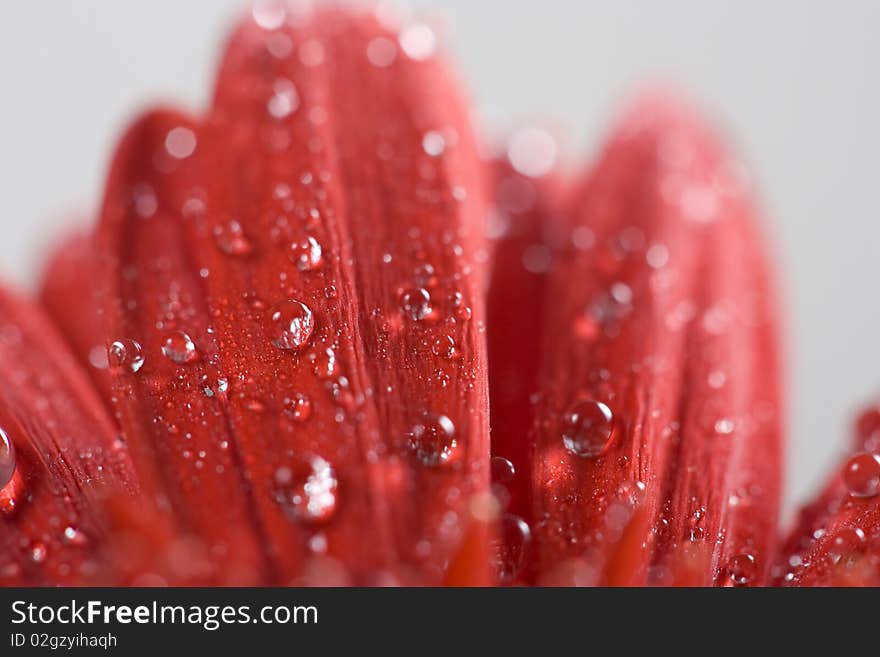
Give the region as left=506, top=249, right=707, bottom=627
left=0, top=286, right=137, bottom=584
left=507, top=93, right=783, bottom=586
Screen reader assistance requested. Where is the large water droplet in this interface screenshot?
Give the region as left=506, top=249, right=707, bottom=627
left=289, top=236, right=323, bottom=271
left=266, top=300, right=315, bottom=351
left=843, top=452, right=880, bottom=498
left=725, top=553, right=757, bottom=586
left=431, top=335, right=455, bottom=359
left=493, top=514, right=531, bottom=584
left=409, top=414, right=458, bottom=466
left=214, top=220, right=253, bottom=256
left=267, top=78, right=299, bottom=119
left=491, top=456, right=515, bottom=484
left=400, top=288, right=432, bottom=321
left=161, top=331, right=198, bottom=364
left=274, top=456, right=338, bottom=524
left=561, top=400, right=615, bottom=458
left=107, top=339, right=144, bottom=373
left=829, top=526, right=867, bottom=564
left=0, top=426, right=15, bottom=488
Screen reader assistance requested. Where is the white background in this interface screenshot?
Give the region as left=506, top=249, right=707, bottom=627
left=1, top=1, right=879, bottom=514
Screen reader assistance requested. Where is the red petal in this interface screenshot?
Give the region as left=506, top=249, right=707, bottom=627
left=776, top=406, right=880, bottom=586
left=78, top=8, right=491, bottom=585
left=512, top=93, right=783, bottom=586
left=0, top=286, right=137, bottom=584
left=41, top=232, right=116, bottom=402
left=487, top=159, right=566, bottom=583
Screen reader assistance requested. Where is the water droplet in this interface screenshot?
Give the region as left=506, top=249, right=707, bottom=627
left=62, top=526, right=87, bottom=547
left=843, top=452, right=880, bottom=498
left=714, top=418, right=736, bottom=435
left=399, top=22, right=437, bottom=60
left=829, top=526, right=867, bottom=564
left=431, top=335, right=455, bottom=359
left=274, top=456, right=338, bottom=524
left=30, top=542, right=47, bottom=564
left=252, top=0, right=286, bottom=30
left=161, top=331, right=198, bottom=364
left=409, top=413, right=458, bottom=466
left=267, top=78, right=299, bottom=119
left=289, top=236, right=323, bottom=271
left=491, top=456, right=515, bottom=484
left=400, top=288, right=432, bottom=321
left=366, top=37, right=397, bottom=67
left=561, top=400, right=615, bottom=458
left=214, top=220, right=253, bottom=256
left=725, top=553, right=757, bottom=586
left=107, top=339, right=144, bottom=373
left=283, top=393, right=312, bottom=421
left=266, top=300, right=315, bottom=351
left=422, top=130, right=446, bottom=157
left=507, top=127, right=557, bottom=178
left=493, top=514, right=531, bottom=584
left=165, top=126, right=197, bottom=159
left=312, top=347, right=337, bottom=379
left=0, top=426, right=16, bottom=488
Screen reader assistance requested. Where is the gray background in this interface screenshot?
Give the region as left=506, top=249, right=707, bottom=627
left=1, top=1, right=878, bottom=515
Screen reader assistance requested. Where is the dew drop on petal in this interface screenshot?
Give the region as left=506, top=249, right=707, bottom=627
left=843, top=452, right=880, bottom=498
left=161, top=331, right=199, bottom=364
left=274, top=456, right=338, bottom=524
left=829, top=526, right=867, bottom=563
left=164, top=127, right=197, bottom=159
left=409, top=413, right=458, bottom=466
left=107, top=339, right=144, bottom=373
left=214, top=220, right=253, bottom=256
left=399, top=22, right=437, bottom=60
left=422, top=130, right=446, bottom=157
left=62, top=526, right=87, bottom=547
left=283, top=393, right=312, bottom=421
left=725, top=553, right=757, bottom=586
left=266, top=300, right=315, bottom=351
left=312, top=347, right=337, bottom=379
left=267, top=78, right=299, bottom=119
left=366, top=37, right=397, bottom=67
left=431, top=335, right=455, bottom=359
left=491, top=456, right=515, bottom=484
left=0, top=426, right=16, bottom=488
left=562, top=400, right=615, bottom=458
left=252, top=0, right=286, bottom=30
left=493, top=514, right=531, bottom=584
left=507, top=127, right=557, bottom=178
left=289, top=236, right=323, bottom=271
left=400, top=288, right=432, bottom=321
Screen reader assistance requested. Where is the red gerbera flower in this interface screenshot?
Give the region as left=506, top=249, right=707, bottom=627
left=0, top=5, right=877, bottom=587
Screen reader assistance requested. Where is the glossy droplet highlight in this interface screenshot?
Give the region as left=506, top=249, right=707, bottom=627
left=274, top=456, right=338, bottom=524
left=491, top=456, right=515, bottom=484
left=266, top=300, right=315, bottom=351
left=431, top=335, right=455, bottom=359
left=0, top=426, right=15, bottom=488
left=494, top=514, right=531, bottom=584
left=562, top=400, right=615, bottom=458
left=161, top=331, right=198, bottom=364
left=400, top=288, right=432, bottom=321
left=283, top=393, right=312, bottom=421
left=214, top=220, right=253, bottom=256
left=409, top=413, right=458, bottom=466
left=107, top=339, right=144, bottom=373
left=843, top=452, right=880, bottom=498
left=725, top=553, right=757, bottom=587
left=289, top=236, right=323, bottom=271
